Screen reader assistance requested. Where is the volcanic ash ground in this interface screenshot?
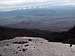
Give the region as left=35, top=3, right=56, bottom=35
left=0, top=37, right=75, bottom=56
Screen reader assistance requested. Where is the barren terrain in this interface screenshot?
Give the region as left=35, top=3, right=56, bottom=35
left=0, top=37, right=75, bottom=56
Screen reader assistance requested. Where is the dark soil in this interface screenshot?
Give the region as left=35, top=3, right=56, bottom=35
left=0, top=26, right=75, bottom=44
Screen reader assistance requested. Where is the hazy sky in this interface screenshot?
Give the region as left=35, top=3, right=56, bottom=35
left=0, top=0, right=75, bottom=11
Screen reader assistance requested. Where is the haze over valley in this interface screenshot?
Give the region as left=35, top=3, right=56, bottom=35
left=0, top=5, right=74, bottom=32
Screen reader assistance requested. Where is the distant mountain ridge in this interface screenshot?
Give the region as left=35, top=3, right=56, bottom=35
left=0, top=6, right=75, bottom=16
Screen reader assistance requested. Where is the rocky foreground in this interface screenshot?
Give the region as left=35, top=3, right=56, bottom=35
left=0, top=37, right=75, bottom=56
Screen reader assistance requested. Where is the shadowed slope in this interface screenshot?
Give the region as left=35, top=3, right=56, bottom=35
left=0, top=26, right=75, bottom=44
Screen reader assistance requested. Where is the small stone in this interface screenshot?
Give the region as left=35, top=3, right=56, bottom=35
left=6, top=44, right=9, bottom=46
left=25, top=44, right=29, bottom=47
left=22, top=49, right=27, bottom=52
left=19, top=50, right=21, bottom=51
left=28, top=39, right=32, bottom=41
left=0, top=54, right=2, bottom=56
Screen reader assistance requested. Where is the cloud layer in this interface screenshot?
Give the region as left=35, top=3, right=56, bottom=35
left=0, top=0, right=75, bottom=11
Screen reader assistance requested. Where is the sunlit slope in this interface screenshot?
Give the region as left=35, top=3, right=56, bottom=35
left=0, top=37, right=75, bottom=56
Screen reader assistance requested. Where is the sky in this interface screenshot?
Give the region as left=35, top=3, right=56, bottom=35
left=0, top=0, right=75, bottom=11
